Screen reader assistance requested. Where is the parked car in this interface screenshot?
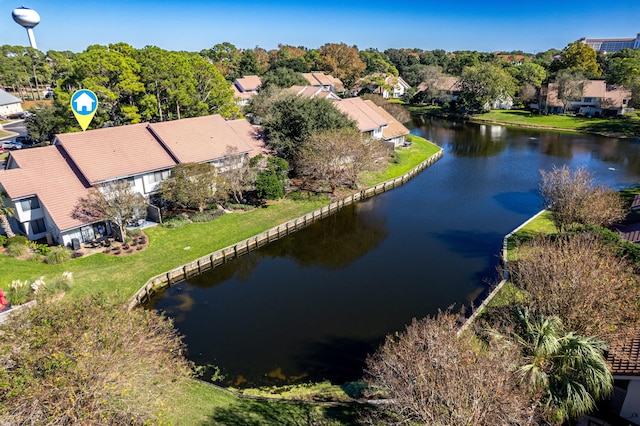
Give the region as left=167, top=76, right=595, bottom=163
left=0, top=140, right=22, bottom=150
left=15, top=135, right=36, bottom=146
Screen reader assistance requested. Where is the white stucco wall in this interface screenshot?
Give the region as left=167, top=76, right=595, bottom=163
left=620, top=379, right=640, bottom=424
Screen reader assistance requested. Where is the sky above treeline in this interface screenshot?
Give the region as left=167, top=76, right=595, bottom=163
left=1, top=0, right=639, bottom=54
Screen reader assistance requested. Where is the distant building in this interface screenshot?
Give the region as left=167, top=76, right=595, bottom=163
left=232, top=75, right=262, bottom=106
left=577, top=33, right=640, bottom=53
left=538, top=80, right=632, bottom=117
left=0, top=89, right=23, bottom=118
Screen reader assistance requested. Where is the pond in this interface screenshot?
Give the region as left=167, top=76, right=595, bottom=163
left=149, top=116, right=640, bottom=388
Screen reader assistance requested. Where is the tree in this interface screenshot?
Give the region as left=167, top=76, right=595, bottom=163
left=24, top=103, right=61, bottom=142
left=200, top=42, right=240, bottom=79
left=218, top=147, right=255, bottom=204
left=458, top=62, right=516, bottom=112
left=261, top=67, right=308, bottom=89
left=555, top=69, right=586, bottom=112
left=507, top=232, right=640, bottom=342
left=561, top=41, right=602, bottom=77
left=159, top=162, right=218, bottom=212
left=318, top=43, right=366, bottom=88
left=607, top=48, right=640, bottom=108
left=72, top=180, right=147, bottom=241
left=539, top=165, right=625, bottom=229
left=256, top=92, right=356, bottom=159
left=359, top=48, right=398, bottom=76
left=61, top=44, right=146, bottom=127
left=295, top=128, right=389, bottom=193
left=0, top=190, right=15, bottom=238
left=365, top=310, right=537, bottom=425
left=253, top=155, right=289, bottom=200
left=492, top=308, right=612, bottom=424
left=0, top=295, right=193, bottom=424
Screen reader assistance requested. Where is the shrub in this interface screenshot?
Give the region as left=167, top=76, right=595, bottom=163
left=34, top=243, right=52, bottom=256
left=0, top=295, right=194, bottom=424
left=162, top=216, right=191, bottom=229
left=28, top=253, right=45, bottom=263
left=190, top=209, right=224, bottom=222
left=6, top=235, right=28, bottom=246
left=45, top=246, right=71, bottom=264
left=225, top=203, right=255, bottom=211
left=128, top=228, right=142, bottom=237
left=256, top=171, right=285, bottom=200
left=0, top=234, right=6, bottom=246
left=6, top=279, right=31, bottom=305
left=5, top=243, right=28, bottom=258
left=287, top=190, right=329, bottom=203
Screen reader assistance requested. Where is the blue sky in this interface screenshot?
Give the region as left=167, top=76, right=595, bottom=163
left=1, top=0, right=639, bottom=54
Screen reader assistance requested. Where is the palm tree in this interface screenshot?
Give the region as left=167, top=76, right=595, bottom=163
left=0, top=190, right=15, bottom=239
left=497, top=307, right=613, bottom=425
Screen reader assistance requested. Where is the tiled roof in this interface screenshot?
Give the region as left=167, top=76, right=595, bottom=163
left=607, top=334, right=640, bottom=376
left=363, top=100, right=410, bottom=141
left=332, top=97, right=388, bottom=132
left=0, top=146, right=91, bottom=232
left=417, top=76, right=461, bottom=93
left=234, top=75, right=262, bottom=92
left=55, top=123, right=177, bottom=185
left=286, top=85, right=340, bottom=99
left=226, top=119, right=269, bottom=157
left=302, top=72, right=345, bottom=92
left=148, top=115, right=254, bottom=164
left=0, top=89, right=21, bottom=106
left=232, top=84, right=255, bottom=100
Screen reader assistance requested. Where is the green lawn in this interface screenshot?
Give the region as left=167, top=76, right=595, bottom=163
left=472, top=110, right=640, bottom=136
left=170, top=380, right=365, bottom=425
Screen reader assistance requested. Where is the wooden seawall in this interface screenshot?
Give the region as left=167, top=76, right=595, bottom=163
left=128, top=149, right=444, bottom=311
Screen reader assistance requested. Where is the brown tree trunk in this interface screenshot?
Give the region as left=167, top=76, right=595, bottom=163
left=0, top=214, right=15, bottom=239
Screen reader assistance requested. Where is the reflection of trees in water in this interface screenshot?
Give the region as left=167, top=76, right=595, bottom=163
left=181, top=251, right=262, bottom=289
left=260, top=203, right=388, bottom=269
left=449, top=125, right=507, bottom=157
left=158, top=203, right=388, bottom=291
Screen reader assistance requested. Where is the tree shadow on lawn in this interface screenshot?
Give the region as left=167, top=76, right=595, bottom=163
left=202, top=398, right=362, bottom=425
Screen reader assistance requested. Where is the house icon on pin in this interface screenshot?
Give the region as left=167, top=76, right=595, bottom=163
left=73, top=92, right=96, bottom=114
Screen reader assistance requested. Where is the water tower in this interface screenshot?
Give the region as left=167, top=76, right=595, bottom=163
left=12, top=7, right=40, bottom=50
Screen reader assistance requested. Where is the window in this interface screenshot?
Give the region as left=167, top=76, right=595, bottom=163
left=148, top=170, right=169, bottom=184
left=19, top=197, right=40, bottom=211
left=30, top=218, right=46, bottom=234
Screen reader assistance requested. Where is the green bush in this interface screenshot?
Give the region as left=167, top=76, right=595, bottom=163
left=256, top=171, right=285, bottom=200
left=28, top=253, right=45, bottom=263
left=287, top=190, right=329, bottom=203
left=0, top=234, right=6, bottom=246
left=6, top=235, right=28, bottom=246
left=45, top=246, right=71, bottom=264
left=6, top=243, right=29, bottom=257
left=190, top=209, right=224, bottom=223
left=40, top=272, right=73, bottom=297
left=6, top=279, right=31, bottom=305
left=225, top=203, right=255, bottom=211
left=162, top=216, right=191, bottom=229
left=34, top=243, right=52, bottom=256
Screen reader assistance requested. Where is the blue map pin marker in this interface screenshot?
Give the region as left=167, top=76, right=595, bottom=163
left=71, top=89, right=98, bottom=131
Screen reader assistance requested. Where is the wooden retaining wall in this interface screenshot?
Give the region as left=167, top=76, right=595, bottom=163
left=128, top=149, right=443, bottom=311
left=458, top=209, right=547, bottom=335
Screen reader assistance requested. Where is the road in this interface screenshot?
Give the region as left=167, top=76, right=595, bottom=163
left=1, top=120, right=26, bottom=139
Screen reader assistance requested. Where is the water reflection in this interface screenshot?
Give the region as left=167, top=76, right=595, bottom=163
left=150, top=117, right=640, bottom=387
left=259, top=202, right=388, bottom=269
